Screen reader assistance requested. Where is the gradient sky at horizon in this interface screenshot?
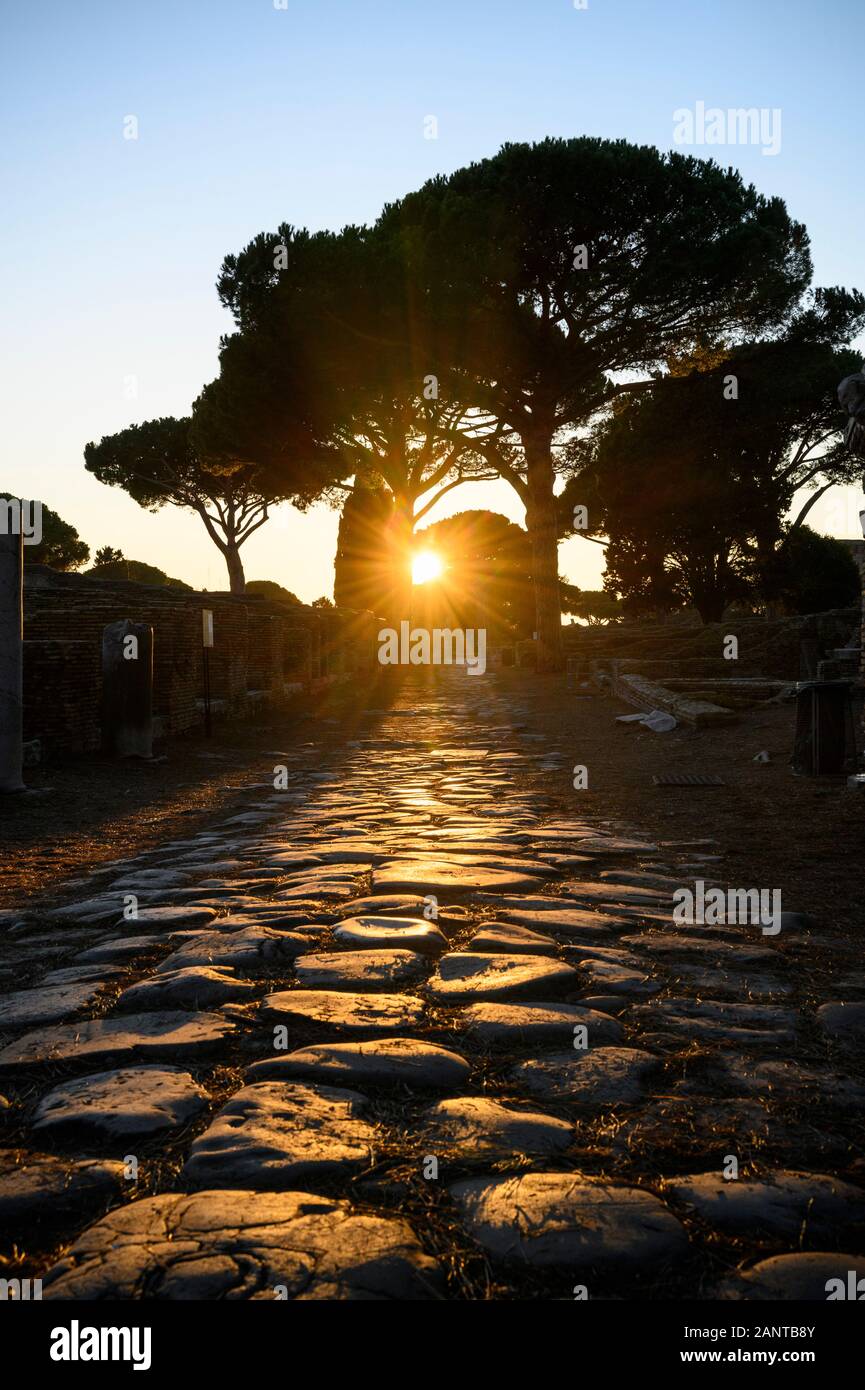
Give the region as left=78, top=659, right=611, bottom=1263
left=2, top=0, right=863, bottom=599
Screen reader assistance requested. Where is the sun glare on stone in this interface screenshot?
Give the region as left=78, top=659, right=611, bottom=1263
left=412, top=550, right=443, bottom=585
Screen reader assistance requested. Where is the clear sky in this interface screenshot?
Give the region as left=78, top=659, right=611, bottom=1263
left=2, top=0, right=862, bottom=598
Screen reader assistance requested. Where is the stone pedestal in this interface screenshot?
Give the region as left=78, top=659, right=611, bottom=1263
left=101, top=620, right=154, bottom=758
left=0, top=531, right=24, bottom=792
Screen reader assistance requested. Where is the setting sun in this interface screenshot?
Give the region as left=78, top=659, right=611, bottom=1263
left=411, top=550, right=444, bottom=585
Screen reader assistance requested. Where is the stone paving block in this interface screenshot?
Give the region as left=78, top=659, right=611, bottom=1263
left=0, top=980, right=106, bottom=1029
left=512, top=1047, right=659, bottom=1105
left=157, top=926, right=310, bottom=973
left=42, top=1189, right=443, bottom=1299
left=33, top=1066, right=209, bottom=1139
left=333, top=915, right=447, bottom=955
left=460, top=1000, right=624, bottom=1045
left=117, top=966, right=258, bottom=1010
left=247, top=1038, right=470, bottom=1089
left=294, top=949, right=429, bottom=990
left=426, top=953, right=577, bottom=1002
left=450, top=1174, right=686, bottom=1268
left=663, top=1170, right=865, bottom=1241
left=260, top=990, right=426, bottom=1033
left=373, top=859, right=546, bottom=895
left=717, top=1253, right=865, bottom=1301
left=183, top=1082, right=375, bottom=1187
left=0, top=1150, right=126, bottom=1247
left=0, top=1011, right=236, bottom=1070
left=418, top=1098, right=572, bottom=1158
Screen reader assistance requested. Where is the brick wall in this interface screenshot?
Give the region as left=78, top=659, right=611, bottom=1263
left=22, top=568, right=381, bottom=753
left=23, top=639, right=102, bottom=751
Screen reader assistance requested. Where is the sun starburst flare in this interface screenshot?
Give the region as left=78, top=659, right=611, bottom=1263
left=411, top=550, right=444, bottom=585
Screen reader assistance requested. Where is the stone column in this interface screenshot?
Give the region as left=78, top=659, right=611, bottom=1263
left=0, top=530, right=24, bottom=792
left=102, top=620, right=154, bottom=758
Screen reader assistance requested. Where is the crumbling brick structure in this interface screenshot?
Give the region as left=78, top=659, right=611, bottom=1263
left=22, top=567, right=380, bottom=753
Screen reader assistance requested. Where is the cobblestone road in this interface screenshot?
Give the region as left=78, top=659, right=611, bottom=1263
left=2, top=673, right=864, bottom=1300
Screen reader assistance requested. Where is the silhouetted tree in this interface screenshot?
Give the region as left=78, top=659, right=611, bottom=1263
left=762, top=526, right=860, bottom=614
left=560, top=586, right=623, bottom=625
left=565, top=290, right=865, bottom=620
left=246, top=579, right=303, bottom=604
left=333, top=483, right=395, bottom=615
left=210, top=225, right=500, bottom=621
left=1, top=495, right=90, bottom=571
left=382, top=137, right=813, bottom=665
left=412, top=510, right=536, bottom=638
left=84, top=417, right=284, bottom=594
left=93, top=546, right=124, bottom=567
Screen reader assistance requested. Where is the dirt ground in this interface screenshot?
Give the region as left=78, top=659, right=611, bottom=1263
left=1, top=671, right=863, bottom=934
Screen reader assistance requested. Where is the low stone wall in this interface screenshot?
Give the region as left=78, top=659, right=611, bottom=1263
left=22, top=567, right=381, bottom=754
left=567, top=608, right=860, bottom=682
left=608, top=668, right=738, bottom=727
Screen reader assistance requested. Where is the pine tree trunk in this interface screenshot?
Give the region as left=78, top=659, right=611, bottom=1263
left=386, top=494, right=414, bottom=624
left=524, top=434, right=564, bottom=672
left=224, top=543, right=246, bottom=595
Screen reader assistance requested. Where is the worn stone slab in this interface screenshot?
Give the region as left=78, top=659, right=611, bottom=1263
left=213, top=916, right=329, bottom=942
left=486, top=905, right=619, bottom=937
left=460, top=1001, right=624, bottom=1046
left=274, top=845, right=377, bottom=866
left=721, top=1059, right=865, bottom=1108
left=570, top=839, right=659, bottom=856
left=46, top=896, right=136, bottom=925
left=400, top=839, right=530, bottom=858
left=0, top=980, right=105, bottom=1029
left=717, top=1253, right=865, bottom=1301
left=620, top=933, right=780, bottom=967
left=158, top=926, right=310, bottom=973
left=536, top=853, right=594, bottom=870
left=567, top=882, right=671, bottom=908
left=467, top=923, right=557, bottom=955
left=183, top=1082, right=374, bottom=1187
left=260, top=990, right=425, bottom=1034
left=817, top=1002, right=865, bottom=1043
left=74, top=935, right=165, bottom=964
left=337, top=895, right=429, bottom=918
left=333, top=916, right=447, bottom=955
left=603, top=1093, right=852, bottom=1164
left=426, top=953, right=577, bottom=1002
left=108, top=869, right=194, bottom=890
left=33, top=1066, right=209, bottom=1138
left=629, top=998, right=797, bottom=1047
left=42, top=1188, right=443, bottom=1300
left=0, top=1011, right=236, bottom=1070
left=276, top=882, right=357, bottom=902
left=428, top=851, right=557, bottom=875
left=372, top=859, right=546, bottom=895
left=580, top=994, right=629, bottom=1016
left=575, top=958, right=662, bottom=997
left=260, top=852, right=324, bottom=870
left=511, top=1047, right=658, bottom=1105
left=118, top=966, right=259, bottom=1010
left=599, top=870, right=682, bottom=889
left=41, top=964, right=126, bottom=987
left=247, top=1038, right=470, bottom=1089
left=562, top=942, right=640, bottom=965
left=294, top=950, right=428, bottom=990
left=450, top=1174, right=686, bottom=1269
left=418, top=1098, right=572, bottom=1158
left=664, top=1170, right=865, bottom=1241
left=0, top=1150, right=125, bottom=1246
left=118, top=905, right=218, bottom=930
left=667, top=964, right=792, bottom=999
